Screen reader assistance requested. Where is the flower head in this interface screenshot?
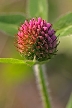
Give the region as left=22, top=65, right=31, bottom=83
left=16, top=17, right=58, bottom=62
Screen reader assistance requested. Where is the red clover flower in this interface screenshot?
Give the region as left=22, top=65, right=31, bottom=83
left=16, top=17, right=58, bottom=62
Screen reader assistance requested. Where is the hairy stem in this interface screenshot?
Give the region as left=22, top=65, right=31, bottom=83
left=33, top=64, right=51, bottom=108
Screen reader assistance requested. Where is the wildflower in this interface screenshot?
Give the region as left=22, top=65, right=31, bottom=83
left=16, top=17, right=58, bottom=62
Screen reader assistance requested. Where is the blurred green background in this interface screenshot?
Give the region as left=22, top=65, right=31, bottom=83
left=0, top=0, right=72, bottom=108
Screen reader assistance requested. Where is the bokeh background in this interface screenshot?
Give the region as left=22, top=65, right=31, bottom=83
left=0, top=0, right=72, bottom=108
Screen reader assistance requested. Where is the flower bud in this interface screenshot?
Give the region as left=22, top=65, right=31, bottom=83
left=16, top=17, right=58, bottom=62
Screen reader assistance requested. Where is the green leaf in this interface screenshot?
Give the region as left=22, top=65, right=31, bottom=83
left=53, top=12, right=72, bottom=36
left=0, top=58, right=25, bottom=64
left=0, top=13, right=26, bottom=36
left=27, top=0, right=48, bottom=21
left=0, top=57, right=51, bottom=66
left=66, top=93, right=72, bottom=108
left=0, top=58, right=36, bottom=66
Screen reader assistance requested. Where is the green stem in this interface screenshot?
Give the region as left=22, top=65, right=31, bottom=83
left=34, top=64, right=51, bottom=108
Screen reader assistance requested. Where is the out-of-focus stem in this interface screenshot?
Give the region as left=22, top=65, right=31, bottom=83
left=33, top=64, right=51, bottom=108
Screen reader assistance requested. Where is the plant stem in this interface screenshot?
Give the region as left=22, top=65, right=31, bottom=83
left=33, top=64, right=51, bottom=108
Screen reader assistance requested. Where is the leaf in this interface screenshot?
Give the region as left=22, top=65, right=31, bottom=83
left=0, top=57, right=50, bottom=66
left=0, top=13, right=26, bottom=36
left=66, top=93, right=72, bottom=108
left=27, top=0, right=48, bottom=21
left=53, top=12, right=72, bottom=36
left=0, top=58, right=36, bottom=66
left=0, top=58, right=24, bottom=64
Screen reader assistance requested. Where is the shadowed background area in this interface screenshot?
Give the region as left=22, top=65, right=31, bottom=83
left=0, top=0, right=72, bottom=108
